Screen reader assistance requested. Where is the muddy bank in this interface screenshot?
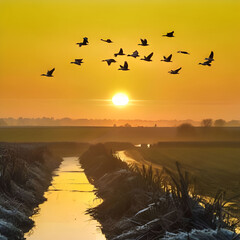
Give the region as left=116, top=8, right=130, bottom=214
left=0, top=143, right=62, bottom=239
left=80, top=144, right=239, bottom=240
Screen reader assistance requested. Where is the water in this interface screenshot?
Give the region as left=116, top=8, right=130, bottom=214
left=25, top=157, right=106, bottom=240
left=116, top=150, right=162, bottom=171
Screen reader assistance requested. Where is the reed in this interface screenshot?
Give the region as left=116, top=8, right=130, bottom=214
left=81, top=143, right=240, bottom=240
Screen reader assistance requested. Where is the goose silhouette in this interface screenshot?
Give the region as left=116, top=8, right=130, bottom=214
left=163, top=31, right=174, bottom=37
left=41, top=68, right=55, bottom=77
left=161, top=54, right=172, bottom=62
left=128, top=50, right=140, bottom=58
left=76, top=37, right=89, bottom=47
left=101, top=39, right=113, bottom=43
left=114, top=48, right=125, bottom=57
left=141, top=52, right=153, bottom=62
left=168, top=67, right=182, bottom=74
left=177, top=51, right=190, bottom=55
left=118, top=61, right=129, bottom=71
left=138, top=39, right=148, bottom=46
left=102, top=59, right=116, bottom=66
left=71, top=59, right=83, bottom=65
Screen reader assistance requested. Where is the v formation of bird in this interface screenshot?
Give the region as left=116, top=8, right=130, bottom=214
left=41, top=32, right=214, bottom=77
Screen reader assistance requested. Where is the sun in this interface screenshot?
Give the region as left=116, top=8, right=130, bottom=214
left=112, top=93, right=129, bottom=106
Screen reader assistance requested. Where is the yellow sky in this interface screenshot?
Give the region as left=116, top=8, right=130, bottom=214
left=1, top=0, right=240, bottom=120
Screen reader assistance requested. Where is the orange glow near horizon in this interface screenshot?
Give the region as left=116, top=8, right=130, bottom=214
left=0, top=0, right=240, bottom=120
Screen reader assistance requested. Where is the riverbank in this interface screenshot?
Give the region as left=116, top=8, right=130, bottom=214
left=0, top=143, right=62, bottom=239
left=80, top=143, right=240, bottom=240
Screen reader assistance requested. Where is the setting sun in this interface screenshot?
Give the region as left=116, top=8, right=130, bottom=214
left=112, top=93, right=129, bottom=106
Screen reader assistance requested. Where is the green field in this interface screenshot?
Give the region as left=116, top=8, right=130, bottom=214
left=0, top=127, right=109, bottom=142
left=132, top=144, right=240, bottom=199
left=2, top=126, right=240, bottom=143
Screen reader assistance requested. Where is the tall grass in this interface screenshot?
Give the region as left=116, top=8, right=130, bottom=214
left=81, top=143, right=240, bottom=240
left=0, top=143, right=62, bottom=238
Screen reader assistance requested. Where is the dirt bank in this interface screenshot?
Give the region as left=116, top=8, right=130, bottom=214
left=0, top=143, right=62, bottom=240
left=80, top=143, right=239, bottom=240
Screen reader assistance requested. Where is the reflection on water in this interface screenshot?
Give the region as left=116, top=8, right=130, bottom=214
left=134, top=144, right=151, bottom=148
left=25, top=157, right=105, bottom=240
left=116, top=150, right=140, bottom=166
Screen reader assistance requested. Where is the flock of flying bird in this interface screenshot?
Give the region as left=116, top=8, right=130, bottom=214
left=41, top=31, right=215, bottom=77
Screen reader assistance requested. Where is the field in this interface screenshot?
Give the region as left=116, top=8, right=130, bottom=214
left=131, top=143, right=240, bottom=199
left=2, top=126, right=240, bottom=143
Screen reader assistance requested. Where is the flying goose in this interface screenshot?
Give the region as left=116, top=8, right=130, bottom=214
left=118, top=61, right=129, bottom=71
left=161, top=54, right=172, bottom=62
left=141, top=52, right=153, bottom=62
left=71, top=59, right=83, bottom=65
left=168, top=67, right=182, bottom=74
left=177, top=51, right=190, bottom=55
left=101, top=39, right=113, bottom=43
left=76, top=37, right=89, bottom=47
left=114, top=48, right=125, bottom=57
left=138, top=39, right=149, bottom=46
left=127, top=50, right=140, bottom=58
left=41, top=68, right=55, bottom=77
left=199, top=60, right=212, bottom=66
left=163, top=31, right=174, bottom=37
left=205, top=51, right=214, bottom=62
left=102, top=59, right=116, bottom=66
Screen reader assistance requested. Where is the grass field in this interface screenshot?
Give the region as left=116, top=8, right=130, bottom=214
left=0, top=126, right=109, bottom=142
left=133, top=144, right=240, bottom=199
left=2, top=126, right=240, bottom=143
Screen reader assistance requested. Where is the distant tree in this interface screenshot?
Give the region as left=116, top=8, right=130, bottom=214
left=214, top=119, right=226, bottom=127
left=0, top=119, right=7, bottom=126
left=227, top=120, right=240, bottom=127
left=154, top=124, right=157, bottom=127
left=201, top=119, right=213, bottom=127
left=124, top=123, right=132, bottom=127
left=177, top=123, right=196, bottom=137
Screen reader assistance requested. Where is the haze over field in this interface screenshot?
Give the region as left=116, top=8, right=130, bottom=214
left=1, top=0, right=240, bottom=120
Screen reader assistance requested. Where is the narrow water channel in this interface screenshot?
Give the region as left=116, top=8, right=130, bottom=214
left=25, top=157, right=106, bottom=240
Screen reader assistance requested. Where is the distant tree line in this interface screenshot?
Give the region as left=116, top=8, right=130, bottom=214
left=0, top=119, right=7, bottom=126
left=1, top=117, right=240, bottom=127
left=178, top=118, right=230, bottom=130
left=201, top=118, right=227, bottom=127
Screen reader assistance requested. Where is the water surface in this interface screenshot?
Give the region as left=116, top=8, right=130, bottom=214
left=26, top=157, right=105, bottom=240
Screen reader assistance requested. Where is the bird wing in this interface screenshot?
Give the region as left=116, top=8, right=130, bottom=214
left=75, top=59, right=83, bottom=63
left=133, top=50, right=138, bottom=55
left=147, top=52, right=153, bottom=59
left=176, top=67, right=182, bottom=73
left=209, top=51, right=214, bottom=59
left=167, top=54, right=172, bottom=61
left=124, top=61, right=128, bottom=69
left=83, top=37, right=88, bottom=44
left=163, top=56, right=166, bottom=60
left=140, top=39, right=144, bottom=44
left=48, top=68, right=55, bottom=75
left=119, top=48, right=123, bottom=54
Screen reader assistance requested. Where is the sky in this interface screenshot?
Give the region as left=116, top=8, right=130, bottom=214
left=0, top=0, right=240, bottom=120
